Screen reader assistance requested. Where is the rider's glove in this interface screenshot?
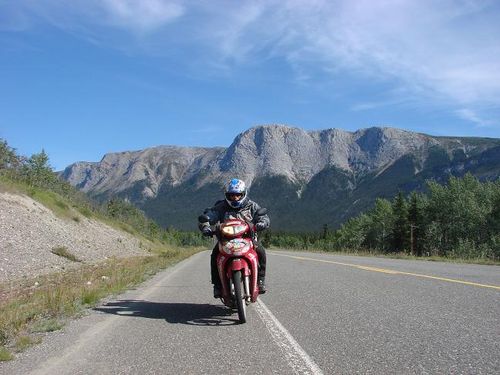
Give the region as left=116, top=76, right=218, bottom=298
left=255, top=222, right=266, bottom=232
left=201, top=227, right=213, bottom=237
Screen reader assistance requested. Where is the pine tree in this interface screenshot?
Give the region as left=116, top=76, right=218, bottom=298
left=321, top=223, right=329, bottom=240
left=366, top=198, right=394, bottom=252
left=408, top=192, right=426, bottom=256
left=0, top=139, right=22, bottom=172
left=392, top=192, right=409, bottom=253
left=23, top=149, right=59, bottom=188
left=426, top=174, right=493, bottom=257
left=334, top=213, right=372, bottom=250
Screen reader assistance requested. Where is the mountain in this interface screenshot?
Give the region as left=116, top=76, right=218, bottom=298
left=61, top=125, right=500, bottom=232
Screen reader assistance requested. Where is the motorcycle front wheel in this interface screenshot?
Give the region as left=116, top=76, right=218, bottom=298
left=232, top=270, right=247, bottom=324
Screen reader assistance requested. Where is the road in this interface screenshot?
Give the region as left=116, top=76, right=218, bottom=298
left=1, top=250, right=499, bottom=374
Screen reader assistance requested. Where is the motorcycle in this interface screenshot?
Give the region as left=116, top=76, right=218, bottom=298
left=198, top=208, right=267, bottom=324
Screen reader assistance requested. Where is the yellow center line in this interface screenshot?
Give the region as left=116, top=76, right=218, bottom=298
left=271, top=253, right=500, bottom=290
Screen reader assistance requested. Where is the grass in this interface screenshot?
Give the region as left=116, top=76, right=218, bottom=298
left=77, top=206, right=93, bottom=218
left=31, top=319, right=64, bottom=333
left=27, top=189, right=73, bottom=219
left=14, top=336, right=41, bottom=353
left=51, top=246, right=82, bottom=262
left=117, top=222, right=136, bottom=235
left=0, top=246, right=203, bottom=361
left=0, top=346, right=13, bottom=361
left=0, top=176, right=21, bottom=194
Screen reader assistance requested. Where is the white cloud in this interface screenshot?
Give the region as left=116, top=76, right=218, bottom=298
left=101, top=0, right=184, bottom=32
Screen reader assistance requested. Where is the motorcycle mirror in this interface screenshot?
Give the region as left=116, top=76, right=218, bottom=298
left=256, top=208, right=268, bottom=216
left=198, top=214, right=210, bottom=223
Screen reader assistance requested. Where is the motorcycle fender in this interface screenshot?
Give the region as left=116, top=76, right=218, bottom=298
left=226, top=258, right=248, bottom=279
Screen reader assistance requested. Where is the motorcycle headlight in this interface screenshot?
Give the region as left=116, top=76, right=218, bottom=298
left=221, top=226, right=234, bottom=236
left=221, top=224, right=247, bottom=237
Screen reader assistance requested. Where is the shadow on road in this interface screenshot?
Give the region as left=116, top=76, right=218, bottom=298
left=94, top=300, right=240, bottom=326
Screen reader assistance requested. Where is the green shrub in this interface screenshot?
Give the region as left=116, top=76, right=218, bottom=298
left=51, top=247, right=81, bottom=262
left=0, top=346, right=13, bottom=361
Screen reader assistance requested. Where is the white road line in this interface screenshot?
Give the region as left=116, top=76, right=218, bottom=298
left=255, top=299, right=324, bottom=375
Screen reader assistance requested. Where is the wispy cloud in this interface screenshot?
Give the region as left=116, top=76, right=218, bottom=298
left=189, top=126, right=225, bottom=134
left=351, top=98, right=408, bottom=112
left=0, top=0, right=184, bottom=34
left=455, top=108, right=494, bottom=128
left=193, top=0, right=500, bottom=124
left=170, top=1, right=500, bottom=103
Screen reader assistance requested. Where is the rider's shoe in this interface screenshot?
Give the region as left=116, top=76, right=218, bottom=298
left=258, top=278, right=266, bottom=294
left=213, top=285, right=222, bottom=298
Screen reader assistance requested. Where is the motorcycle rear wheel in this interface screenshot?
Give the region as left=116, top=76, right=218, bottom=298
left=232, top=270, right=247, bottom=323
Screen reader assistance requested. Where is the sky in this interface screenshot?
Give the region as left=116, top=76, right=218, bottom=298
left=1, top=0, right=500, bottom=170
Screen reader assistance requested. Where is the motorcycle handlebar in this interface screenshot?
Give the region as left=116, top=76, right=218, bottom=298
left=208, top=221, right=258, bottom=241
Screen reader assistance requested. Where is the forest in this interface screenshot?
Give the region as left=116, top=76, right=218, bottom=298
left=263, top=174, right=500, bottom=261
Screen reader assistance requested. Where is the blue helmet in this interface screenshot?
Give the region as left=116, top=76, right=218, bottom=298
left=224, top=178, right=248, bottom=208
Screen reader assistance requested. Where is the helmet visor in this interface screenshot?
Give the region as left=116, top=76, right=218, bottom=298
left=226, top=192, right=243, bottom=201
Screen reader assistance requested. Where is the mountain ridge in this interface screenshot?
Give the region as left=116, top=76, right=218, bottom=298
left=61, top=124, right=500, bottom=231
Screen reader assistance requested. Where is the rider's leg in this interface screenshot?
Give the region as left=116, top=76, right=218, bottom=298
left=211, top=245, right=222, bottom=297
left=255, top=243, right=267, bottom=293
left=255, top=243, right=266, bottom=279
left=211, top=244, right=221, bottom=285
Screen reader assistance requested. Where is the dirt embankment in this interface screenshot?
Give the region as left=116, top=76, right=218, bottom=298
left=0, top=191, right=148, bottom=284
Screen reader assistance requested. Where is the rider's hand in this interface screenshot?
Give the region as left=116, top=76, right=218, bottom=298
left=255, top=222, right=266, bottom=231
left=202, top=227, right=213, bottom=237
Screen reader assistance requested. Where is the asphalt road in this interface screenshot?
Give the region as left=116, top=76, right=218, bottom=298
left=1, top=250, right=498, bottom=374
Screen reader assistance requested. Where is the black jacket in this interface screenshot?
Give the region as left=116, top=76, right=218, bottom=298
left=199, top=199, right=270, bottom=231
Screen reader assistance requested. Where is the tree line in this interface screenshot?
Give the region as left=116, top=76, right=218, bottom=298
left=262, top=174, right=500, bottom=261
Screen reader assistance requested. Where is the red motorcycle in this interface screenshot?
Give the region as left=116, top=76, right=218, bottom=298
left=199, top=208, right=267, bottom=324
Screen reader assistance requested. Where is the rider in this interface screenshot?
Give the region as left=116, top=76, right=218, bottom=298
left=199, top=178, right=270, bottom=298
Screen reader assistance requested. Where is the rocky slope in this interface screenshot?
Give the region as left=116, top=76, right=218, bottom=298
left=61, top=125, right=500, bottom=231
left=0, top=191, right=148, bottom=283
left=63, top=146, right=224, bottom=201
left=63, top=126, right=439, bottom=193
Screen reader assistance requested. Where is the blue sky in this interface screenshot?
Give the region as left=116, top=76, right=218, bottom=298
left=1, top=0, right=500, bottom=170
